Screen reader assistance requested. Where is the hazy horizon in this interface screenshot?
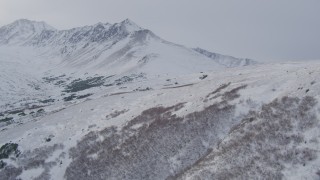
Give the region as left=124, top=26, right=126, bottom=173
left=0, top=0, right=319, bottom=62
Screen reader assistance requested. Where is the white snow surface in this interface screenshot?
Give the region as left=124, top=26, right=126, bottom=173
left=0, top=19, right=320, bottom=180
left=0, top=19, right=253, bottom=109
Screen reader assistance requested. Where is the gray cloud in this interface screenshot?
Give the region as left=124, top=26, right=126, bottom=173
left=0, top=0, right=319, bottom=61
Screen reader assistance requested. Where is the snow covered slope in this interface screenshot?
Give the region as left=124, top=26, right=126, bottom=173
left=0, top=19, right=257, bottom=110
left=3, top=19, right=319, bottom=180
left=1, top=60, right=320, bottom=179
left=193, top=47, right=258, bottom=67
left=0, top=19, right=55, bottom=45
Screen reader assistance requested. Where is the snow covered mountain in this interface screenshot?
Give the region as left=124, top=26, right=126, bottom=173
left=0, top=19, right=257, bottom=110
left=0, top=19, right=55, bottom=45
left=2, top=19, right=320, bottom=180
left=0, top=19, right=254, bottom=75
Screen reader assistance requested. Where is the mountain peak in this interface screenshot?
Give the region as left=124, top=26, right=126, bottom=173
left=10, top=19, right=55, bottom=31
left=12, top=18, right=32, bottom=24
left=118, top=18, right=142, bottom=32
left=121, top=18, right=135, bottom=24
left=92, top=22, right=111, bottom=30
left=0, top=19, right=56, bottom=45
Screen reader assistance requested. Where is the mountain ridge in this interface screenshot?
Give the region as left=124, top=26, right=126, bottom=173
left=0, top=19, right=256, bottom=71
left=0, top=19, right=259, bottom=110
left=193, top=47, right=258, bottom=67
left=0, top=19, right=258, bottom=76
left=0, top=19, right=144, bottom=46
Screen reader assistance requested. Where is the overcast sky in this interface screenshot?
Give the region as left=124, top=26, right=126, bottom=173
left=0, top=0, right=319, bottom=61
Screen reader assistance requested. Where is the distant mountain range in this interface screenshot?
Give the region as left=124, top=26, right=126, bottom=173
left=0, top=19, right=258, bottom=75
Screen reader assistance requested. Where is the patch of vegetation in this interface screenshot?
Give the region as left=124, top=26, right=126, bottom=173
left=45, top=135, right=54, bottom=142
left=54, top=80, right=66, bottom=86
left=43, top=74, right=67, bottom=86
left=43, top=76, right=60, bottom=83
left=18, top=112, right=26, bottom=116
left=0, top=144, right=64, bottom=180
left=203, top=82, right=234, bottom=102
left=134, top=87, right=152, bottom=92
left=0, top=117, right=13, bottom=123
left=27, top=83, right=41, bottom=90
left=199, top=74, right=208, bottom=80
left=114, top=73, right=145, bottom=86
left=0, top=160, right=6, bottom=169
left=28, top=105, right=44, bottom=110
left=39, top=99, right=55, bottom=104
left=0, top=166, right=22, bottom=179
left=115, top=76, right=134, bottom=85
left=178, top=96, right=319, bottom=179
left=63, top=94, right=77, bottom=102
left=7, top=109, right=23, bottom=115
left=103, top=84, right=113, bottom=87
left=65, top=85, right=246, bottom=180
left=110, top=91, right=132, bottom=96
left=106, top=109, right=129, bottom=119
left=0, top=143, right=20, bottom=159
left=64, top=76, right=107, bottom=93
left=37, top=109, right=45, bottom=113
left=163, top=84, right=194, bottom=89
left=63, top=93, right=93, bottom=101
left=76, top=94, right=93, bottom=99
